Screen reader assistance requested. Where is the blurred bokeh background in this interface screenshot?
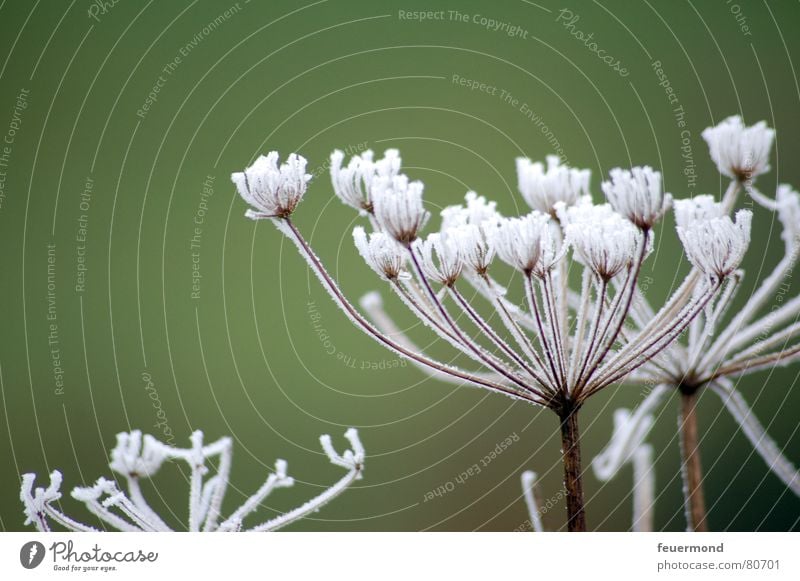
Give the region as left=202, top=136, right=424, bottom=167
left=0, top=0, right=798, bottom=532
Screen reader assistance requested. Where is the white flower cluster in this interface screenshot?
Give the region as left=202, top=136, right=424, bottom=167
left=21, top=428, right=364, bottom=532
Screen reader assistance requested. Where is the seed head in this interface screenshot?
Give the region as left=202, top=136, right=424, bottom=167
left=516, top=155, right=590, bottom=216
left=701, top=115, right=774, bottom=181
left=353, top=227, right=408, bottom=281
left=602, top=166, right=672, bottom=229
left=330, top=148, right=401, bottom=214
left=677, top=210, right=752, bottom=281
left=413, top=230, right=464, bottom=286
left=232, top=152, right=311, bottom=219
left=371, top=174, right=430, bottom=244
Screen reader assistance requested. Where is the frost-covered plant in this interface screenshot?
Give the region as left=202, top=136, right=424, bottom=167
left=594, top=116, right=800, bottom=531
left=233, top=146, right=748, bottom=531
left=20, top=428, right=364, bottom=532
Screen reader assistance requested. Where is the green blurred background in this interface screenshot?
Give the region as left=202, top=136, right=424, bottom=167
left=0, top=0, right=798, bottom=532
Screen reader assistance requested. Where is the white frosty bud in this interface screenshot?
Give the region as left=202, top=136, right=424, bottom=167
left=440, top=191, right=500, bottom=231
left=602, top=166, right=672, bottom=229
left=776, top=185, right=800, bottom=246
left=232, top=151, right=311, bottom=219
left=330, top=148, right=401, bottom=214
left=372, top=174, right=430, bottom=244
left=673, top=195, right=724, bottom=229
left=701, top=115, right=774, bottom=181
left=109, top=430, right=167, bottom=479
left=565, top=208, right=640, bottom=280
left=413, top=230, right=464, bottom=286
left=486, top=212, right=556, bottom=276
left=677, top=210, right=752, bottom=280
left=353, top=226, right=408, bottom=281
left=516, top=155, right=590, bottom=216
left=450, top=223, right=495, bottom=274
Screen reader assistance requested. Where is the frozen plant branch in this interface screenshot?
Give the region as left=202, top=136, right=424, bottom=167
left=20, top=428, right=365, bottom=532
left=520, top=470, right=544, bottom=532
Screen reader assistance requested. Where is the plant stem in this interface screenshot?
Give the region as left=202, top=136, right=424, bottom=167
left=679, top=389, right=708, bottom=531
left=559, top=405, right=587, bottom=532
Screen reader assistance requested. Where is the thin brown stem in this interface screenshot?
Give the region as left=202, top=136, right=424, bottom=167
left=679, top=388, right=708, bottom=532
left=559, top=405, right=587, bottom=532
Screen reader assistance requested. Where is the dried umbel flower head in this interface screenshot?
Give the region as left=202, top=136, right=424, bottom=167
left=701, top=115, right=775, bottom=181
left=677, top=210, right=752, bottom=281
left=21, top=428, right=365, bottom=532
left=330, top=148, right=401, bottom=214
left=234, top=145, right=746, bottom=532
left=233, top=151, right=311, bottom=219
left=602, top=166, right=672, bottom=230
left=516, top=155, right=590, bottom=216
